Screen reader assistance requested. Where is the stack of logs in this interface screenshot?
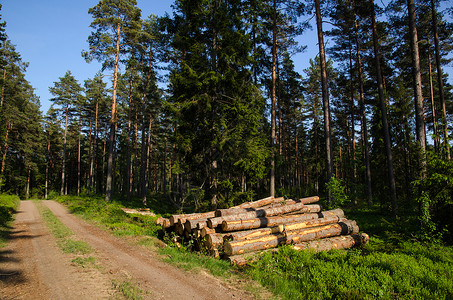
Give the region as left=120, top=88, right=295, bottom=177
left=160, top=196, right=369, bottom=266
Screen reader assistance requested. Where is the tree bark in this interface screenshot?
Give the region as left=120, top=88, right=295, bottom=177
left=1, top=68, right=5, bottom=108
left=45, top=139, right=50, bottom=199
left=105, top=21, right=121, bottom=202
left=270, top=0, right=277, bottom=198
left=25, top=164, right=31, bottom=199
left=224, top=215, right=342, bottom=241
left=208, top=204, right=322, bottom=229
left=315, top=0, right=333, bottom=205
left=221, top=208, right=344, bottom=232
left=353, top=6, right=372, bottom=205
left=427, top=45, right=440, bottom=152
left=216, top=196, right=318, bottom=217
left=292, top=233, right=369, bottom=252
left=431, top=0, right=450, bottom=159
left=169, top=211, right=216, bottom=227
left=77, top=118, right=81, bottom=196
left=407, top=0, right=427, bottom=156
left=371, top=0, right=398, bottom=217
left=0, top=122, right=12, bottom=188
left=224, top=220, right=358, bottom=256
left=61, top=103, right=69, bottom=196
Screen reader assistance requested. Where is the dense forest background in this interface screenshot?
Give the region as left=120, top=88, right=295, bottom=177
left=1, top=0, right=452, bottom=240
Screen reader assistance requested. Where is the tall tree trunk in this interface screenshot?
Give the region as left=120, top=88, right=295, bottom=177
left=0, top=123, right=12, bottom=189
left=407, top=0, right=427, bottom=163
left=88, top=110, right=93, bottom=193
left=105, top=22, right=121, bottom=202
left=372, top=0, right=398, bottom=217
left=25, top=164, right=31, bottom=200
left=77, top=118, right=81, bottom=196
left=353, top=7, right=373, bottom=205
left=61, top=103, right=69, bottom=196
left=45, top=140, right=50, bottom=199
left=270, top=0, right=277, bottom=197
left=427, top=44, right=440, bottom=152
left=315, top=0, right=333, bottom=205
left=142, top=116, right=153, bottom=206
left=126, top=69, right=133, bottom=201
left=93, top=100, right=99, bottom=193
left=431, top=0, right=450, bottom=159
left=348, top=45, right=357, bottom=197
left=1, top=68, right=5, bottom=108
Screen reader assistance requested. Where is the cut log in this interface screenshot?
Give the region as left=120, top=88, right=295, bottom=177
left=224, top=225, right=285, bottom=242
left=169, top=211, right=216, bottom=226
left=205, top=233, right=226, bottom=249
left=221, top=213, right=320, bottom=232
left=175, top=223, right=185, bottom=236
left=216, top=197, right=285, bottom=217
left=216, top=196, right=318, bottom=217
left=319, top=208, right=345, bottom=218
left=292, top=233, right=369, bottom=252
left=121, top=207, right=156, bottom=216
left=297, top=196, right=320, bottom=204
left=196, top=221, right=209, bottom=230
left=156, top=217, right=171, bottom=228
left=231, top=196, right=280, bottom=209
left=184, top=219, right=208, bottom=232
left=200, top=227, right=216, bottom=238
left=224, top=216, right=342, bottom=241
left=208, top=204, right=322, bottom=229
left=223, top=220, right=358, bottom=256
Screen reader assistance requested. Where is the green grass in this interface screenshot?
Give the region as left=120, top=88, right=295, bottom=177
left=112, top=280, right=145, bottom=300
left=36, top=201, right=94, bottom=256
left=58, top=239, right=93, bottom=254
left=158, top=244, right=233, bottom=276
left=71, top=256, right=96, bottom=268
left=54, top=195, right=161, bottom=237
left=0, top=194, right=20, bottom=247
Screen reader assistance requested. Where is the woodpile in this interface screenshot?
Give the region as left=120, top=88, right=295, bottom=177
left=159, top=196, right=369, bottom=265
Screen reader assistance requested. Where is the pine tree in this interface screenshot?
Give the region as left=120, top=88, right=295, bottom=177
left=315, top=0, right=334, bottom=205
left=84, top=0, right=142, bottom=201
left=49, top=71, right=84, bottom=195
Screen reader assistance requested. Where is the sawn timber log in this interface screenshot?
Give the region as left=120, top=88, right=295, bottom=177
left=291, top=233, right=369, bottom=251
left=208, top=204, right=322, bottom=229
left=216, top=196, right=318, bottom=217
left=223, top=215, right=342, bottom=242
left=223, top=219, right=359, bottom=256
left=221, top=208, right=344, bottom=232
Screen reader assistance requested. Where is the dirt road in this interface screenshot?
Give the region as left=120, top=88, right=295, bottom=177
left=0, top=200, right=254, bottom=299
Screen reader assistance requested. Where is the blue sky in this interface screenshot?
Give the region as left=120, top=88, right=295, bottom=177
left=2, top=1, right=452, bottom=114
left=2, top=0, right=174, bottom=113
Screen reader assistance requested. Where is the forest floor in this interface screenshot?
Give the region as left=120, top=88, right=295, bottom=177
left=0, top=200, right=254, bottom=299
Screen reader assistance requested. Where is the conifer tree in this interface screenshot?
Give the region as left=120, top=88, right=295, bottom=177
left=84, top=0, right=141, bottom=201
left=49, top=71, right=83, bottom=195
left=315, top=0, right=334, bottom=205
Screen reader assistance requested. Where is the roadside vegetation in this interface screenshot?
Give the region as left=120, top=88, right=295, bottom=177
left=0, top=194, right=20, bottom=247
left=36, top=200, right=93, bottom=255
left=46, top=194, right=453, bottom=299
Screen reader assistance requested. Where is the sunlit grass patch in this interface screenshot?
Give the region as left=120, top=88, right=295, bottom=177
left=112, top=280, right=145, bottom=300
left=36, top=200, right=94, bottom=256
left=71, top=256, right=96, bottom=268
